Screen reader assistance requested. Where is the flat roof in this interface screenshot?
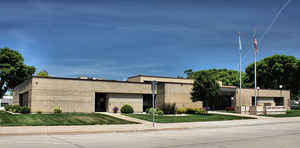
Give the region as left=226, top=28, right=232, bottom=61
left=127, top=74, right=192, bottom=80
left=32, top=76, right=149, bottom=84
left=31, top=76, right=194, bottom=85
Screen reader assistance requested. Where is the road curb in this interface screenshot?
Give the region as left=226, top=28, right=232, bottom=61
left=1, top=117, right=300, bottom=137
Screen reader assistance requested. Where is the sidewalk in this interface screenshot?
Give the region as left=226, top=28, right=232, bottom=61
left=1, top=116, right=300, bottom=136
left=208, top=111, right=273, bottom=119
left=100, top=112, right=152, bottom=124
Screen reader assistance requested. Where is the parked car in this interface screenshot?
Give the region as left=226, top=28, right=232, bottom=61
left=291, top=100, right=300, bottom=110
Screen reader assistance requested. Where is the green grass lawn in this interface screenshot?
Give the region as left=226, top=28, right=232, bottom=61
left=218, top=110, right=237, bottom=113
left=0, top=111, right=136, bottom=126
left=265, top=110, right=300, bottom=118
left=126, top=114, right=255, bottom=123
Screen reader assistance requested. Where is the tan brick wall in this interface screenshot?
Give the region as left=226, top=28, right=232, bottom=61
left=108, top=93, right=143, bottom=113
left=127, top=77, right=142, bottom=83
left=128, top=76, right=194, bottom=84
left=14, top=77, right=289, bottom=113
left=163, top=83, right=203, bottom=108
left=155, top=83, right=165, bottom=107
left=13, top=79, right=32, bottom=107
left=25, top=77, right=153, bottom=113
left=235, top=88, right=290, bottom=109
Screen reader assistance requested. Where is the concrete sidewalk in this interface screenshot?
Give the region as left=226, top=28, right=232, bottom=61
left=1, top=116, right=300, bottom=136
left=101, top=112, right=152, bottom=124
left=208, top=111, right=272, bottom=119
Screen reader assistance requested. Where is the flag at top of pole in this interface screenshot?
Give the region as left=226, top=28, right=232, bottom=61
left=238, top=32, right=242, bottom=50
left=254, top=36, right=259, bottom=52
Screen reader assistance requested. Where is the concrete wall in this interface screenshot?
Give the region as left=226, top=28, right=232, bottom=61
left=163, top=83, right=203, bottom=108
left=128, top=75, right=194, bottom=84
left=13, top=76, right=289, bottom=113
left=13, top=79, right=32, bottom=107
left=16, top=77, right=153, bottom=113
left=256, top=97, right=276, bottom=106
left=108, top=93, right=143, bottom=113
left=156, top=83, right=165, bottom=107
left=235, top=88, right=290, bottom=109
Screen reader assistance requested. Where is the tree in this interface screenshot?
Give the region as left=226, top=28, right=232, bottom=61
left=0, top=47, right=36, bottom=98
left=244, top=54, right=299, bottom=99
left=191, top=71, right=220, bottom=107
left=37, top=70, right=49, bottom=77
left=185, top=68, right=245, bottom=87
left=184, top=69, right=193, bottom=78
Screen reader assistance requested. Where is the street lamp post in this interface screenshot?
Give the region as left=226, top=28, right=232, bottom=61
left=257, top=87, right=260, bottom=98
left=279, top=85, right=283, bottom=96
left=151, top=81, right=157, bottom=127
left=0, top=65, right=3, bottom=109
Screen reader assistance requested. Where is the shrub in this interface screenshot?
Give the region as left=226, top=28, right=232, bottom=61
left=36, top=111, right=42, bottom=114
left=204, top=106, right=211, bottom=111
left=120, top=104, right=134, bottom=114
left=225, top=106, right=235, bottom=111
left=146, top=108, right=164, bottom=115
left=176, top=108, right=187, bottom=114
left=20, top=106, right=31, bottom=114
left=54, top=106, right=62, bottom=114
left=159, top=103, right=176, bottom=114
left=4, top=104, right=11, bottom=111
left=4, top=105, right=31, bottom=114
left=113, top=107, right=119, bottom=113
left=186, top=108, right=196, bottom=114
left=194, top=108, right=208, bottom=115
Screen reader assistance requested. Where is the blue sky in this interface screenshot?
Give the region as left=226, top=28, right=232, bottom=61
left=1, top=0, right=299, bottom=80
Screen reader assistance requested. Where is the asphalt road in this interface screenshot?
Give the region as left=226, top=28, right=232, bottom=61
left=1, top=119, right=300, bottom=148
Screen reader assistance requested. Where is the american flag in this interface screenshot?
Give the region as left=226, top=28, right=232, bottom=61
left=254, top=37, right=258, bottom=52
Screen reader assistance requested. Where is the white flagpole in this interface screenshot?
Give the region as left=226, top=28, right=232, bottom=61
left=238, top=32, right=242, bottom=107
left=254, top=48, right=257, bottom=106
left=254, top=31, right=257, bottom=107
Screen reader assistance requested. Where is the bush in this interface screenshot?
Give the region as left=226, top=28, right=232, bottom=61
left=185, top=108, right=207, bottom=115
left=225, top=106, right=235, bottom=111
left=146, top=108, right=164, bottom=115
left=54, top=106, right=62, bottom=114
left=4, top=104, right=11, bottom=111
left=20, top=106, right=31, bottom=114
left=120, top=104, right=134, bottom=114
left=204, top=106, right=211, bottom=111
left=176, top=108, right=187, bottom=114
left=194, top=108, right=207, bottom=115
left=5, top=105, right=20, bottom=113
left=4, top=105, right=31, bottom=114
left=113, top=107, right=119, bottom=113
left=186, top=108, right=196, bottom=114
left=159, top=103, right=176, bottom=114
left=36, top=111, right=42, bottom=114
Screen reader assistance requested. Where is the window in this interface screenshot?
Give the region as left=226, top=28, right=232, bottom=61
left=274, top=97, right=284, bottom=106
left=252, top=97, right=256, bottom=106
left=1, top=103, right=8, bottom=106
left=19, top=92, right=29, bottom=107
left=264, top=103, right=272, bottom=106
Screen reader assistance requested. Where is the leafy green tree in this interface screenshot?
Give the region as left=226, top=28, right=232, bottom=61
left=191, top=71, right=221, bottom=107
left=185, top=69, right=245, bottom=87
left=37, top=70, right=49, bottom=77
left=184, top=69, right=193, bottom=78
left=0, top=47, right=36, bottom=98
left=244, top=54, right=299, bottom=99
left=296, top=61, right=300, bottom=99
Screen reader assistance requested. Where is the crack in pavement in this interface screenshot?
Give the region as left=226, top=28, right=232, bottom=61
left=48, top=135, right=86, bottom=148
